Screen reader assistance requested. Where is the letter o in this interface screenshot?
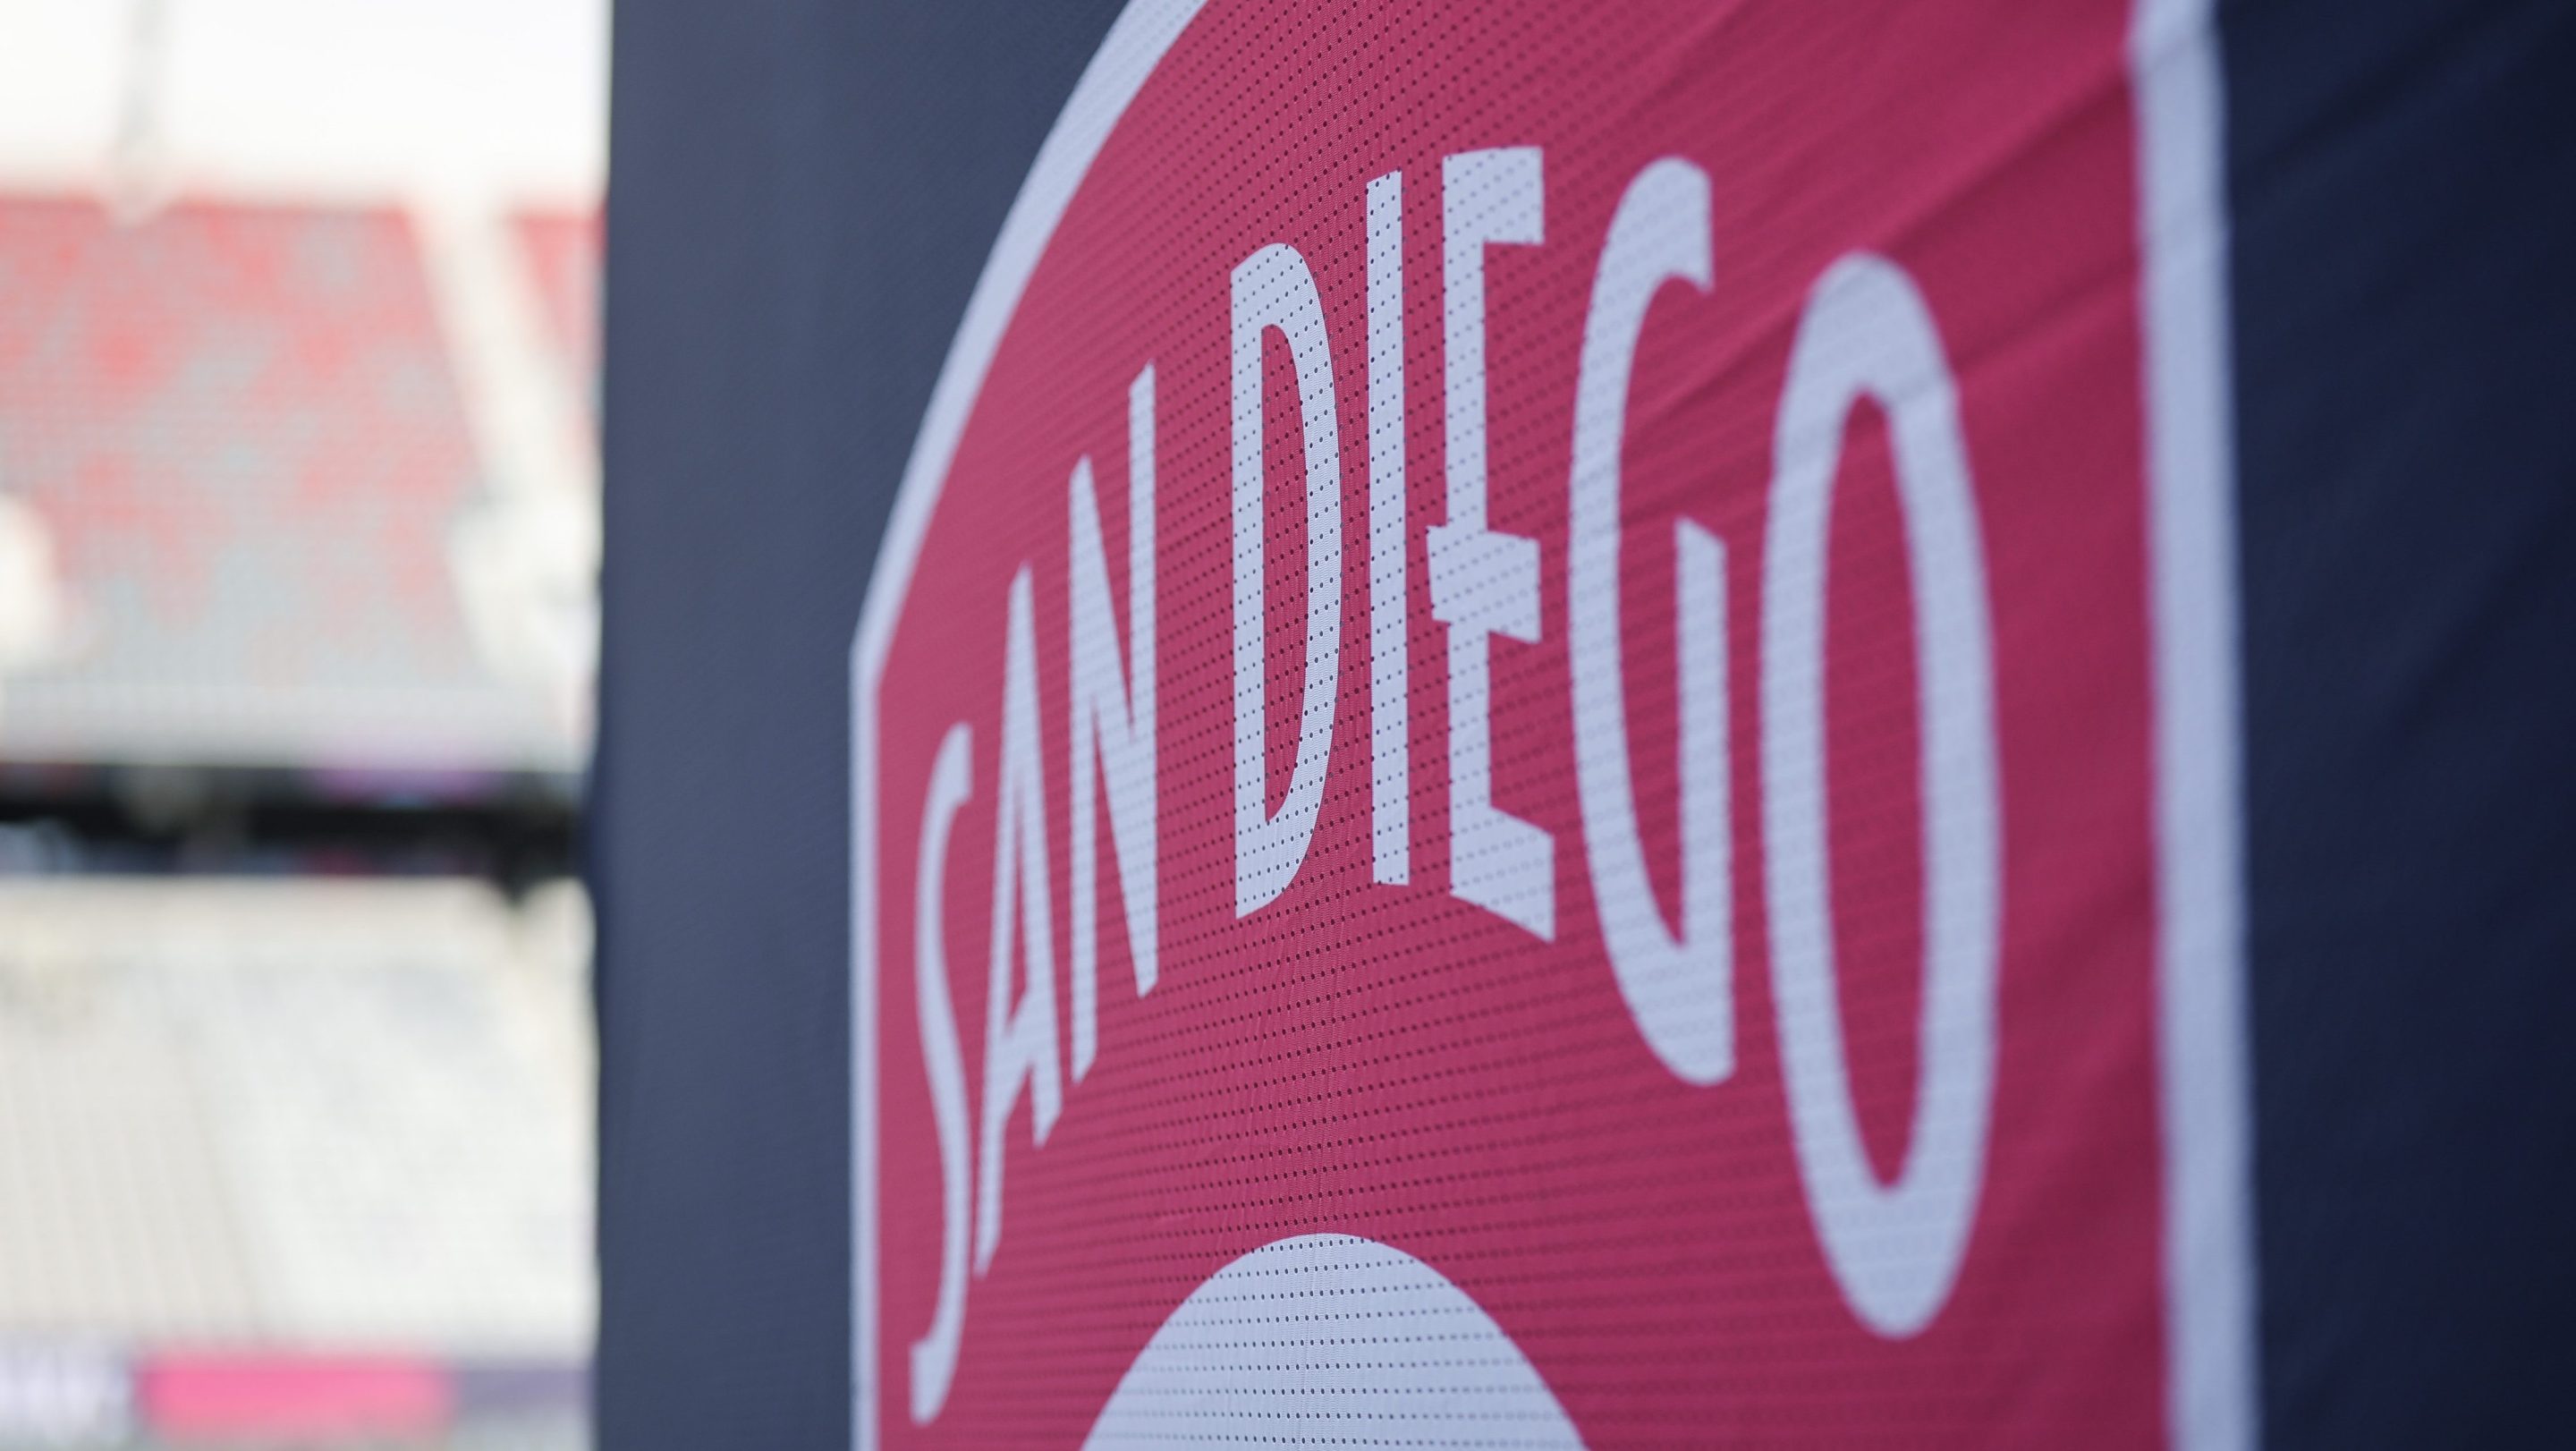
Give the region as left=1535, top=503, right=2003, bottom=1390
left=1759, top=252, right=2002, bottom=1339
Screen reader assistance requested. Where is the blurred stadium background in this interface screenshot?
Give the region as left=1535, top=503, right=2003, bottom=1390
left=0, top=2, right=605, bottom=1446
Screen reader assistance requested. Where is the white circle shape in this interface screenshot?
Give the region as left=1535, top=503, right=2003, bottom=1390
left=1084, top=1234, right=1583, bottom=1449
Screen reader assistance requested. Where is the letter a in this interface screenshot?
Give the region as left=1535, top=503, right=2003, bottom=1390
left=979, top=567, right=1062, bottom=1274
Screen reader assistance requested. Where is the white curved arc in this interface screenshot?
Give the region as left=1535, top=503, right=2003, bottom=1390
left=852, top=0, right=1208, bottom=700
left=1084, top=1234, right=1584, bottom=1449
left=852, top=4, right=1208, bottom=1447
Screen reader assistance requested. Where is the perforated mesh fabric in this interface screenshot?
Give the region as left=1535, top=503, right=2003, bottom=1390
left=856, top=3, right=2169, bottom=1445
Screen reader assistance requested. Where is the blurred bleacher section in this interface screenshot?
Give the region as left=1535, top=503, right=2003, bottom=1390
left=0, top=882, right=591, bottom=1449
left=0, top=193, right=598, bottom=779
left=0, top=3, right=604, bottom=1446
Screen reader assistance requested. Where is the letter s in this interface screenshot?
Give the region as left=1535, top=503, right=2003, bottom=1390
left=910, top=723, right=974, bottom=1422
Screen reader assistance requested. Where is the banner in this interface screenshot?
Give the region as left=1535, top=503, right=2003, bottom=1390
left=589, top=0, right=2576, bottom=1444
left=852, top=1, right=2244, bottom=1444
